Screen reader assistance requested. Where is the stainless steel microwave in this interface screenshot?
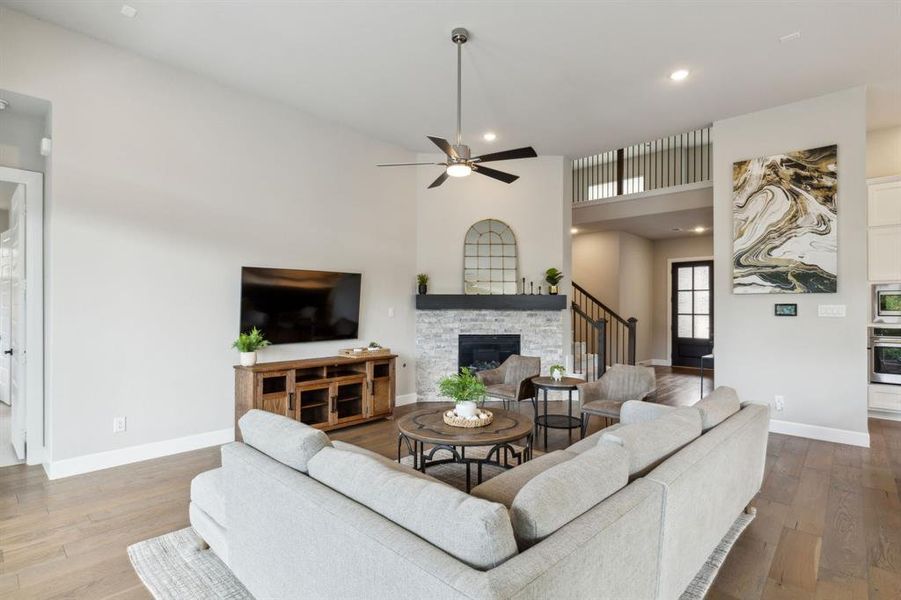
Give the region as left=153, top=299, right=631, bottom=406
left=873, top=284, right=901, bottom=324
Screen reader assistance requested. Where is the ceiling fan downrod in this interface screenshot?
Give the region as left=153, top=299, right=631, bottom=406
left=451, top=27, right=468, bottom=155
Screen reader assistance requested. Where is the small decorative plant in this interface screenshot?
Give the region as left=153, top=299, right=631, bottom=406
left=417, top=273, right=429, bottom=295
left=545, top=267, right=564, bottom=289
left=368, top=341, right=382, bottom=350
left=233, top=327, right=271, bottom=366
left=438, top=368, right=487, bottom=416
left=549, top=364, right=566, bottom=381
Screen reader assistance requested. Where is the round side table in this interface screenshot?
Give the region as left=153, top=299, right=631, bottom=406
left=531, top=376, right=584, bottom=448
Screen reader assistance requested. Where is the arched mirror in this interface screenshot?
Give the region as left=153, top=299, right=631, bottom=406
left=463, top=219, right=518, bottom=294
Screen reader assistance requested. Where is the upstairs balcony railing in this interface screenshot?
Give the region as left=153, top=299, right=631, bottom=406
left=572, top=126, right=711, bottom=204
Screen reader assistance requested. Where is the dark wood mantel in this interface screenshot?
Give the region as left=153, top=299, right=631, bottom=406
left=415, top=294, right=568, bottom=311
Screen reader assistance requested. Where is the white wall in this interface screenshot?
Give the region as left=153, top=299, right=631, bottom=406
left=712, top=87, right=869, bottom=445
left=649, top=235, right=713, bottom=361
left=571, top=230, right=653, bottom=362
left=416, top=155, right=569, bottom=295
left=867, top=126, right=901, bottom=178
left=0, top=9, right=419, bottom=464
left=0, top=108, right=46, bottom=172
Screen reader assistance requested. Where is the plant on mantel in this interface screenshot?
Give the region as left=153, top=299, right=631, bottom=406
left=417, top=273, right=429, bottom=295
left=545, top=268, right=564, bottom=295
left=233, top=327, right=271, bottom=367
left=438, top=367, right=487, bottom=417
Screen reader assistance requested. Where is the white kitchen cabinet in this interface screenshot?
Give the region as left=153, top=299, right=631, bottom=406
left=868, top=176, right=901, bottom=282
left=868, top=177, right=901, bottom=227
left=868, top=225, right=901, bottom=281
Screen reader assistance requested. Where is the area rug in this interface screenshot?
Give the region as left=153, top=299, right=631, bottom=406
left=128, top=528, right=252, bottom=600
left=129, top=490, right=754, bottom=600
left=679, top=508, right=756, bottom=600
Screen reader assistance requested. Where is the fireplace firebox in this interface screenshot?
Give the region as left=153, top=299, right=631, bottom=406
left=458, top=334, right=521, bottom=373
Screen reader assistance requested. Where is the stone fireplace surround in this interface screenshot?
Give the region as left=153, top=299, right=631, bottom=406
left=416, top=309, right=565, bottom=402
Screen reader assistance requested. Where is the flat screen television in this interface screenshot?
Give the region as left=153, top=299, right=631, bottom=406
left=240, top=267, right=361, bottom=344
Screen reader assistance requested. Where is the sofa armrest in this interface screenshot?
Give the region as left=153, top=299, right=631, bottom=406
left=619, top=400, right=674, bottom=424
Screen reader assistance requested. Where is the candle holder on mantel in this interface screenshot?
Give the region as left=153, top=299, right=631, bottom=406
left=530, top=282, right=534, bottom=295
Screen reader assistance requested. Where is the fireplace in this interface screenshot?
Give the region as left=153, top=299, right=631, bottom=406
left=458, top=334, right=521, bottom=373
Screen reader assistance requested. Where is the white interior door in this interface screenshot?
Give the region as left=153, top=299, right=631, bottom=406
left=8, top=185, right=25, bottom=460
left=0, top=229, right=11, bottom=406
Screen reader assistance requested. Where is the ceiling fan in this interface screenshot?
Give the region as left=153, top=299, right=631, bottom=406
left=378, top=28, right=538, bottom=189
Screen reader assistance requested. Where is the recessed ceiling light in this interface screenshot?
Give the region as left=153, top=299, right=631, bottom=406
left=779, top=31, right=801, bottom=43
left=482, top=132, right=497, bottom=142
left=570, top=227, right=579, bottom=234
left=693, top=226, right=706, bottom=233
left=669, top=69, right=690, bottom=82
left=121, top=5, right=138, bottom=18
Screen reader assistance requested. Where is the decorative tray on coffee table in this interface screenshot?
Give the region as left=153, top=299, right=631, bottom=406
left=443, top=409, right=494, bottom=428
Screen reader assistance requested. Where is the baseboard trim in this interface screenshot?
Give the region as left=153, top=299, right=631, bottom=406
left=869, top=409, right=901, bottom=423
left=395, top=393, right=417, bottom=407
left=640, top=359, right=671, bottom=367
left=769, top=419, right=870, bottom=448
left=43, top=428, right=234, bottom=480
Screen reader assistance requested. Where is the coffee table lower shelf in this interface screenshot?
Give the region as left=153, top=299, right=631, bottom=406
left=396, top=435, right=533, bottom=493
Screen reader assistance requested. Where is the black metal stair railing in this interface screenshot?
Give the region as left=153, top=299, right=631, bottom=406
left=571, top=282, right=636, bottom=381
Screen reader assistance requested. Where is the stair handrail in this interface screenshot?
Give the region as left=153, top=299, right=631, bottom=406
left=571, top=282, right=631, bottom=326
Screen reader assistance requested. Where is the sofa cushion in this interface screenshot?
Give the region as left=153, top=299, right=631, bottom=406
left=191, top=468, right=226, bottom=526
left=308, top=446, right=518, bottom=570
left=619, top=400, right=674, bottom=425
left=238, top=409, right=330, bottom=473
left=330, top=440, right=440, bottom=482
left=566, top=423, right=624, bottom=454
left=511, top=443, right=629, bottom=547
left=601, top=407, right=702, bottom=476
left=470, top=450, right=575, bottom=507
left=695, top=386, right=741, bottom=431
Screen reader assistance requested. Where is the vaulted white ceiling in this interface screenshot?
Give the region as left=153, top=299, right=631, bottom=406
left=4, top=1, right=900, bottom=157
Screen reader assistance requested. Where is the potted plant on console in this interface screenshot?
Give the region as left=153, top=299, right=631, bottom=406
left=545, top=268, right=564, bottom=295
left=549, top=364, right=566, bottom=381
left=438, top=367, right=486, bottom=418
left=417, top=273, right=429, bottom=295
left=233, top=327, right=271, bottom=367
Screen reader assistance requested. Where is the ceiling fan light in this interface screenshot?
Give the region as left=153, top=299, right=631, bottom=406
left=446, top=163, right=473, bottom=178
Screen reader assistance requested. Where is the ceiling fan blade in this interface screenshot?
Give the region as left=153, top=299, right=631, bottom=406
left=377, top=162, right=442, bottom=167
left=428, top=171, right=449, bottom=189
left=473, top=146, right=537, bottom=163
left=427, top=136, right=458, bottom=159
left=473, top=164, right=519, bottom=184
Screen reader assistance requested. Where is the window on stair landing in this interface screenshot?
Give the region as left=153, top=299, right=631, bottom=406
left=588, top=176, right=645, bottom=200
left=463, top=219, right=518, bottom=295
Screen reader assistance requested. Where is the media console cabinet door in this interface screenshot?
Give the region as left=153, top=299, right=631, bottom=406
left=332, top=376, right=367, bottom=425
left=368, top=359, right=395, bottom=417
left=256, top=370, right=293, bottom=417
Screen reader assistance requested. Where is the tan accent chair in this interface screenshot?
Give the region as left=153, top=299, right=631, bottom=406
left=476, top=355, right=541, bottom=410
left=578, top=364, right=656, bottom=436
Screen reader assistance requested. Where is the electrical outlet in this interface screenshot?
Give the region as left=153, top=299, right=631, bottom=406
left=113, top=416, right=127, bottom=433
left=774, top=395, right=785, bottom=412
left=387, top=307, right=395, bottom=318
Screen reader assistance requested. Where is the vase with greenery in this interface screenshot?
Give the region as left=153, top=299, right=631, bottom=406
left=437, top=367, right=487, bottom=418
left=549, top=363, right=566, bottom=381
left=417, top=273, right=429, bottom=295
left=545, top=268, right=564, bottom=295
left=232, top=327, right=271, bottom=366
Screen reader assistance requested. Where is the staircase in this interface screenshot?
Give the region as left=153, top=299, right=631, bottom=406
left=570, top=282, right=637, bottom=381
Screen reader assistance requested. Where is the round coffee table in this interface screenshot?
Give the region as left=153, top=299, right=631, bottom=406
left=531, top=376, right=584, bottom=448
left=396, top=405, right=533, bottom=492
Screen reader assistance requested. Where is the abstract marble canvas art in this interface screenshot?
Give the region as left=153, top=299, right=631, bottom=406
left=732, top=144, right=837, bottom=294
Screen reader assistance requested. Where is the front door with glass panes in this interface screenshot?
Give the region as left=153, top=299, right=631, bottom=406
left=671, top=260, right=714, bottom=368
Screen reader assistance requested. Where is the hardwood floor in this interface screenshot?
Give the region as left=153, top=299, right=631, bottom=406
left=0, top=367, right=898, bottom=599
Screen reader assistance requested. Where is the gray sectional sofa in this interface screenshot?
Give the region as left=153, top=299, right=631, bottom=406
left=189, top=387, right=769, bottom=599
